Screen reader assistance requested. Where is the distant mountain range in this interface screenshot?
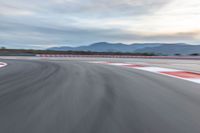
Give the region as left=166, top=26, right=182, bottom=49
left=47, top=42, right=200, bottom=55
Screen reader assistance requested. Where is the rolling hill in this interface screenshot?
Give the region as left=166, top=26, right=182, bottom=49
left=47, top=42, right=200, bottom=55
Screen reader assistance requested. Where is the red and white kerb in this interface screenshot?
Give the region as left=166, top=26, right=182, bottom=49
left=90, top=61, right=200, bottom=84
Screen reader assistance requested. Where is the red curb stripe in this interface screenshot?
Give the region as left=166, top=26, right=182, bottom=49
left=160, top=71, right=200, bottom=78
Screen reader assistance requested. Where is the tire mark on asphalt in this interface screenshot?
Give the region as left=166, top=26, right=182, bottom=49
left=71, top=72, right=116, bottom=133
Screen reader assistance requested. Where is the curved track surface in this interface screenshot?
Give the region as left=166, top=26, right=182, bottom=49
left=0, top=59, right=200, bottom=133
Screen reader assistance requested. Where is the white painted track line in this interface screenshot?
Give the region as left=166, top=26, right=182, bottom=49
left=136, top=67, right=181, bottom=72
left=0, top=62, right=7, bottom=68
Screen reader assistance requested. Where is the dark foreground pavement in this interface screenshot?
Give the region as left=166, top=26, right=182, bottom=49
left=0, top=59, right=200, bottom=133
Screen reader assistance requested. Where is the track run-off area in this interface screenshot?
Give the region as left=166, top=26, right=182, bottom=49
left=0, top=57, right=200, bottom=133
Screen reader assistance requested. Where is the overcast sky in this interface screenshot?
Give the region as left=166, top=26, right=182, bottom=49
left=0, top=0, right=200, bottom=49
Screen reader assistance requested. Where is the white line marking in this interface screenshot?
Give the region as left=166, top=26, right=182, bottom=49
left=136, top=67, right=181, bottom=72
left=107, top=63, right=132, bottom=66
left=0, top=62, right=7, bottom=68
left=185, top=79, right=200, bottom=84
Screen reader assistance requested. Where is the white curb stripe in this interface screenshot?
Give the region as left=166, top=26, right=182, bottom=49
left=136, top=67, right=181, bottom=72
left=186, top=79, right=200, bottom=84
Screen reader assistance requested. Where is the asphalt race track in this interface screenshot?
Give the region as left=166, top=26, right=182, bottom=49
left=1, top=59, right=200, bottom=133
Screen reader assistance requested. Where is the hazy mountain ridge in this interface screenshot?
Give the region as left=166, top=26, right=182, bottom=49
left=47, top=42, right=200, bottom=55
left=135, top=44, right=200, bottom=55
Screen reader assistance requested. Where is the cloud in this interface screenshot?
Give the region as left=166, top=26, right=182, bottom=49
left=1, top=20, right=199, bottom=49
left=0, top=0, right=170, bottom=17
left=47, top=0, right=170, bottom=17
left=0, top=0, right=200, bottom=49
